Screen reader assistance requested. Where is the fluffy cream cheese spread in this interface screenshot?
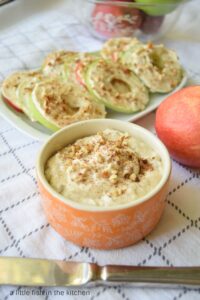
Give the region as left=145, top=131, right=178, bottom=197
left=45, top=129, right=163, bottom=207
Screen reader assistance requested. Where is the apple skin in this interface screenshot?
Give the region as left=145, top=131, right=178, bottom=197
left=92, top=1, right=143, bottom=38
left=28, top=96, right=60, bottom=132
left=140, top=14, right=164, bottom=34
left=134, top=0, right=183, bottom=16
left=75, top=62, right=87, bottom=88
left=140, top=13, right=165, bottom=34
left=155, top=86, right=200, bottom=168
left=2, top=96, right=23, bottom=113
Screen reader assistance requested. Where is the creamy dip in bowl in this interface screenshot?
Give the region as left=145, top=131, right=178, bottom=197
left=37, top=119, right=171, bottom=249
left=45, top=129, right=163, bottom=207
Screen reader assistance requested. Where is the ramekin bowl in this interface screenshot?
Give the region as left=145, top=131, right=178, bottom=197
left=36, top=119, right=171, bottom=250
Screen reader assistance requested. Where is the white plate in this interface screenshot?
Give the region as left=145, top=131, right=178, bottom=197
left=0, top=72, right=187, bottom=141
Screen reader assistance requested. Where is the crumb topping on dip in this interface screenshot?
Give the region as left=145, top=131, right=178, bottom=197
left=45, top=129, right=163, bottom=207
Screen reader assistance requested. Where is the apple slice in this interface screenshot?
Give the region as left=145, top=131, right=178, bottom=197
left=101, top=37, right=140, bottom=62
left=1, top=70, right=41, bottom=113
left=62, top=53, right=84, bottom=83
left=74, top=52, right=100, bottom=87
left=29, top=94, right=60, bottom=132
left=63, top=52, right=100, bottom=87
left=2, top=97, right=23, bottom=113
left=121, top=42, right=183, bottom=93
left=17, top=73, right=47, bottom=122
left=31, top=78, right=106, bottom=131
left=85, top=59, right=149, bottom=113
left=42, top=50, right=77, bottom=77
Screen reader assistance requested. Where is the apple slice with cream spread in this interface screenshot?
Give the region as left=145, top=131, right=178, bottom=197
left=30, top=78, right=106, bottom=132
left=85, top=59, right=149, bottom=113
left=1, top=70, right=41, bottom=112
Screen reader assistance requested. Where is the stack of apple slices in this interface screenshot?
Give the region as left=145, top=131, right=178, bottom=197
left=1, top=70, right=41, bottom=114
left=1, top=51, right=109, bottom=132
left=1, top=37, right=183, bottom=132
left=1, top=67, right=107, bottom=132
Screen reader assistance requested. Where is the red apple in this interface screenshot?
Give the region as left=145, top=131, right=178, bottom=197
left=92, top=1, right=143, bottom=39
left=140, top=14, right=164, bottom=34
left=155, top=86, right=200, bottom=168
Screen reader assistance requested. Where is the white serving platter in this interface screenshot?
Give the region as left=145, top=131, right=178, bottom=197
left=0, top=72, right=187, bottom=141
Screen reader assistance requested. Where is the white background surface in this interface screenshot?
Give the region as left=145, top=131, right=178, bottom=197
left=0, top=0, right=200, bottom=300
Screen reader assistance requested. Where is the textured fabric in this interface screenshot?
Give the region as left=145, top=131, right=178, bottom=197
left=0, top=0, right=200, bottom=299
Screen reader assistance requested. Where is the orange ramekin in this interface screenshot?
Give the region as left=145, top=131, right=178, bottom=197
left=36, top=119, right=171, bottom=250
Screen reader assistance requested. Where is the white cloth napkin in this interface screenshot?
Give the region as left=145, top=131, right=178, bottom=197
left=0, top=1, right=200, bottom=299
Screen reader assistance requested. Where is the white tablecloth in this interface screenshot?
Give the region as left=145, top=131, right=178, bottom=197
left=0, top=1, right=200, bottom=299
